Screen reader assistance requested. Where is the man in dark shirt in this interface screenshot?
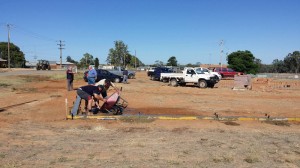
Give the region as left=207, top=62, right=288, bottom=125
left=66, top=66, right=75, bottom=91
left=122, top=68, right=128, bottom=84
left=77, top=85, right=106, bottom=114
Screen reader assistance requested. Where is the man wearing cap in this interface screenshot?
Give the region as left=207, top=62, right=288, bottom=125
left=76, top=84, right=106, bottom=115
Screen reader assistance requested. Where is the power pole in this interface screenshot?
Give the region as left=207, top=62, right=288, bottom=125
left=219, top=40, right=224, bottom=69
left=57, top=40, right=65, bottom=69
left=7, top=24, right=11, bottom=69
left=135, top=50, right=136, bottom=68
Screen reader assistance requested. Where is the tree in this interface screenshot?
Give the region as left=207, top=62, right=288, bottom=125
left=0, top=42, right=25, bottom=68
left=283, top=51, right=300, bottom=73
left=167, top=56, right=178, bottom=66
left=79, top=53, right=94, bottom=68
left=66, top=56, right=78, bottom=64
left=129, top=55, right=144, bottom=68
left=94, top=57, right=99, bottom=69
left=227, top=50, right=259, bottom=74
left=107, top=40, right=130, bottom=67
left=271, top=59, right=287, bottom=73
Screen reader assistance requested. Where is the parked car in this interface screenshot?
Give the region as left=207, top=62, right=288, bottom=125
left=146, top=67, right=156, bottom=76
left=147, top=67, right=156, bottom=76
left=108, top=67, right=136, bottom=79
left=213, top=67, right=243, bottom=78
left=83, top=69, right=123, bottom=83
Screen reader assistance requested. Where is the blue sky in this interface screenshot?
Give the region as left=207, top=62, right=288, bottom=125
left=0, top=0, right=299, bottom=65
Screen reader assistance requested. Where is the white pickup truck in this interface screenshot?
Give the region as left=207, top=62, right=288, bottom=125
left=160, top=67, right=219, bottom=88
left=198, top=67, right=222, bottom=80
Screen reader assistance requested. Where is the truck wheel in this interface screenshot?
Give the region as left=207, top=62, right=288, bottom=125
left=170, top=79, right=178, bottom=87
left=150, top=76, right=155, bottom=80
left=198, top=80, right=207, bottom=88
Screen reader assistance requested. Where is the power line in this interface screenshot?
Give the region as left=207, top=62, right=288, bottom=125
left=12, top=24, right=57, bottom=42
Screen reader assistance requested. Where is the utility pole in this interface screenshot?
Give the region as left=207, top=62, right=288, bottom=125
left=135, top=50, right=136, bottom=68
left=7, top=24, right=11, bottom=69
left=219, top=40, right=224, bottom=69
left=123, top=47, right=126, bottom=68
left=57, top=40, right=65, bottom=69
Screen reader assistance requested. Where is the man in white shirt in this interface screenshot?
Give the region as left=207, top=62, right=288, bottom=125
left=95, top=79, right=118, bottom=98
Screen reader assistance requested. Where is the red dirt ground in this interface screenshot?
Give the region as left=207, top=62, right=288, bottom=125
left=0, top=70, right=299, bottom=167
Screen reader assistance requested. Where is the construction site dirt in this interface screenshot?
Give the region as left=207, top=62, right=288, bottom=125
left=0, top=69, right=299, bottom=167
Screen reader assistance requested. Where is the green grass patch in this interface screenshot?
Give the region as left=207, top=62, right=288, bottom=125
left=0, top=83, right=11, bottom=88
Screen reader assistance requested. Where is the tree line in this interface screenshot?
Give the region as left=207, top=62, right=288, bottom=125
left=0, top=41, right=299, bottom=74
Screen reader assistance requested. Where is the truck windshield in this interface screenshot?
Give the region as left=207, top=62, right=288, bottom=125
left=195, top=68, right=204, bottom=74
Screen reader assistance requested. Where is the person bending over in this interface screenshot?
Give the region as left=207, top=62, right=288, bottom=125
left=76, top=84, right=106, bottom=115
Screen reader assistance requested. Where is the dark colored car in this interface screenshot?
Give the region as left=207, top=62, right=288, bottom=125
left=213, top=68, right=243, bottom=78
left=83, top=69, right=123, bottom=83
left=150, top=67, right=173, bottom=81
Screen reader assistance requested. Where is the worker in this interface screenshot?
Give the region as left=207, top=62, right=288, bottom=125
left=95, top=79, right=119, bottom=98
left=76, top=84, right=106, bottom=115
left=66, top=66, right=75, bottom=91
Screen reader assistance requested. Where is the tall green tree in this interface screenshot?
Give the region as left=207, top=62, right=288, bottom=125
left=0, top=42, right=25, bottom=68
left=79, top=53, right=94, bottom=68
left=283, top=51, right=300, bottom=73
left=107, top=40, right=130, bottom=67
left=167, top=56, right=178, bottom=66
left=227, top=50, right=259, bottom=74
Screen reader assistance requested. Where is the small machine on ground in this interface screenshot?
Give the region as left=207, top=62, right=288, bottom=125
left=98, top=90, right=128, bottom=114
